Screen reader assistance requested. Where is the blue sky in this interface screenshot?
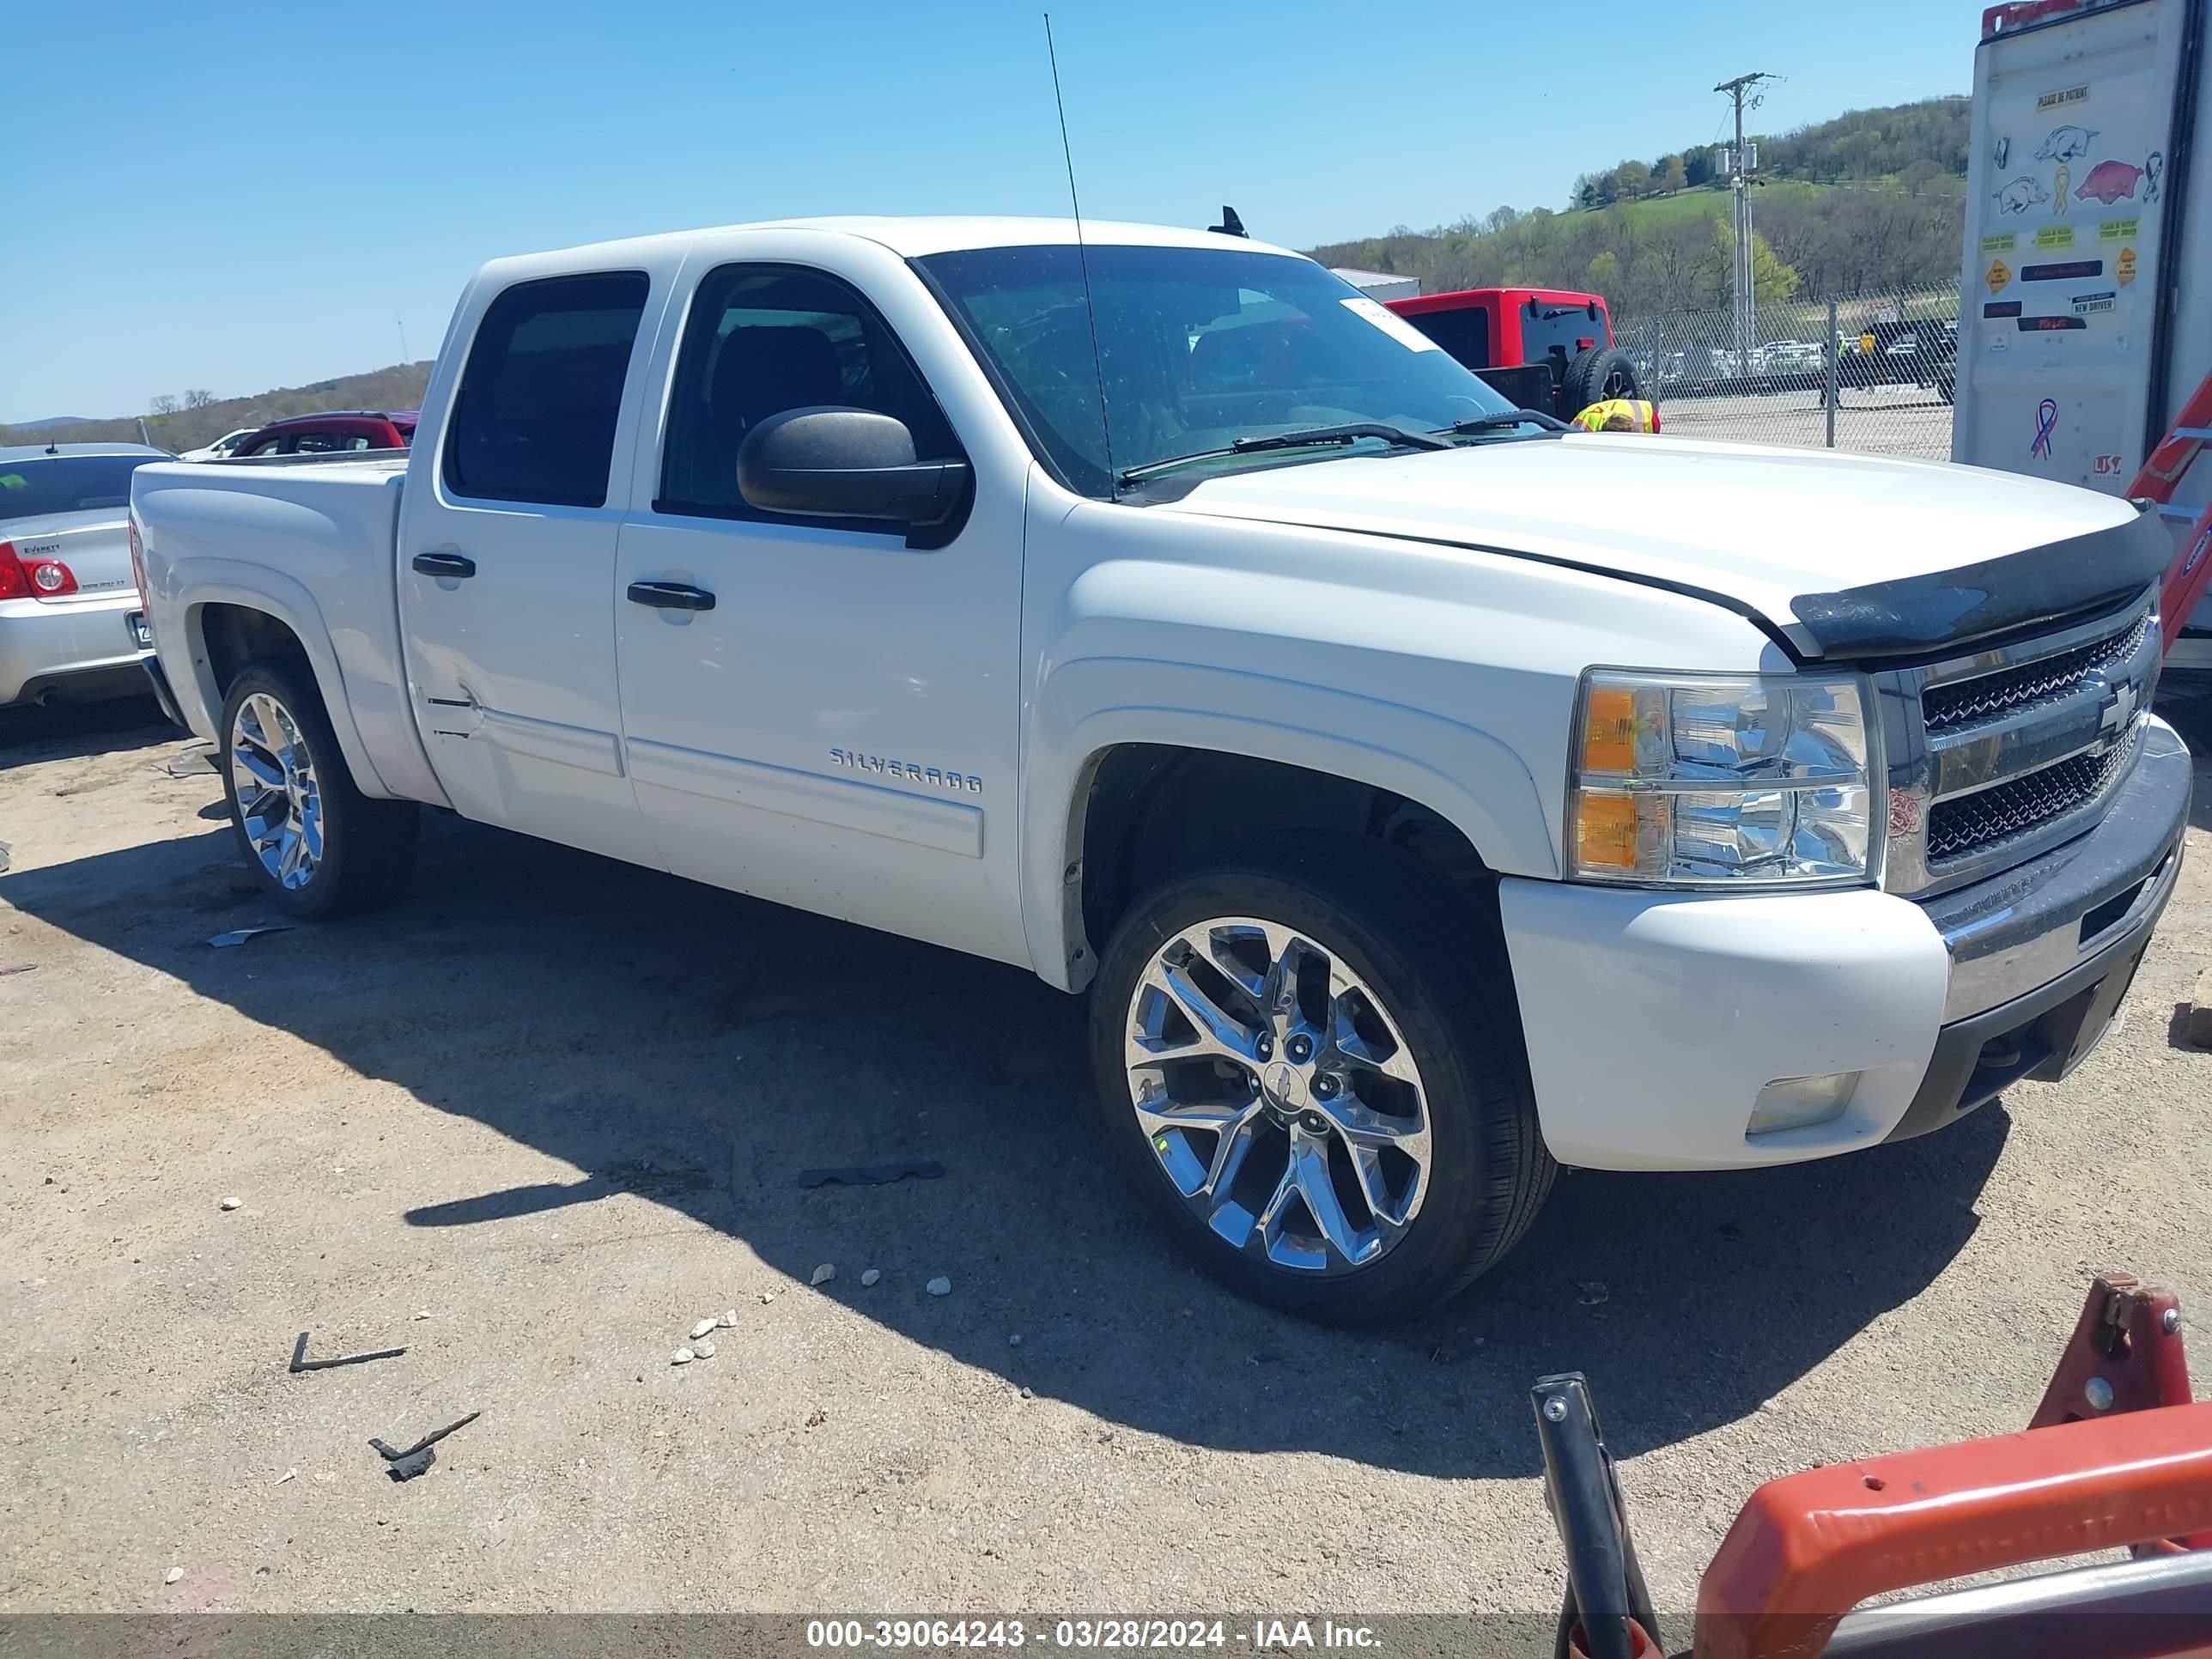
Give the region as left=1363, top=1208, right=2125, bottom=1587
left=5, top=0, right=1973, bottom=422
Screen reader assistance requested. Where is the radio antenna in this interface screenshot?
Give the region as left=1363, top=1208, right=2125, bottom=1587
left=1044, top=13, right=1117, bottom=501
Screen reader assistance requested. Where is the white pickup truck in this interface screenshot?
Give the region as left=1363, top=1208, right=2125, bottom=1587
left=131, top=217, right=2191, bottom=1322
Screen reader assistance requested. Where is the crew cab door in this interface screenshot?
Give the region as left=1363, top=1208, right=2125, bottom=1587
left=398, top=269, right=661, bottom=860
left=612, top=246, right=1027, bottom=963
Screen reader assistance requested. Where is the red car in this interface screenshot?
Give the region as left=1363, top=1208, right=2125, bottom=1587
left=232, top=410, right=417, bottom=458
left=1382, top=287, right=1642, bottom=419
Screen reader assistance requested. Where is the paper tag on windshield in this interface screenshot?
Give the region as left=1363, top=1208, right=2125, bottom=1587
left=1341, top=295, right=1442, bottom=352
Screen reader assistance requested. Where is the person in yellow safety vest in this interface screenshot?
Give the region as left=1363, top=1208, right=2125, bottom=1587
left=1569, top=398, right=1661, bottom=433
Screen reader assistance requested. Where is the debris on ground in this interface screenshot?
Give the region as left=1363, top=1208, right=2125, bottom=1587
left=804, top=1409, right=827, bottom=1429
left=926, top=1276, right=952, bottom=1297
left=368, top=1411, right=480, bottom=1482
left=810, top=1263, right=836, bottom=1285
left=2188, top=969, right=2212, bottom=1048
left=219, top=1196, right=241, bottom=1211
left=164, top=1566, right=184, bottom=1585
left=289, top=1331, right=406, bottom=1374
left=689, top=1317, right=716, bottom=1340
left=672, top=1347, right=695, bottom=1365
left=759, top=1291, right=775, bottom=1304
left=1019, top=1387, right=1033, bottom=1400
left=860, top=1269, right=881, bottom=1287
left=0, top=841, right=9, bottom=873
left=797, top=1160, right=945, bottom=1188
left=1008, top=1333, right=1022, bottom=1346
left=274, top=1468, right=297, bottom=1486
left=716, top=1309, right=737, bottom=1328
left=1578, top=1281, right=1610, bottom=1306
left=0, top=964, right=34, bottom=977
left=162, top=743, right=218, bottom=778
left=692, top=1337, right=716, bottom=1359
left=413, top=1309, right=433, bottom=1321
left=205, top=926, right=294, bottom=949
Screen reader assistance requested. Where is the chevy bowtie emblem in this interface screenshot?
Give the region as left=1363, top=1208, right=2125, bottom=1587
left=2089, top=670, right=2140, bottom=738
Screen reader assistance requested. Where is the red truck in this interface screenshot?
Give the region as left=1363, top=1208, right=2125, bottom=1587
left=1382, top=286, right=1644, bottom=418
left=230, top=410, right=418, bottom=458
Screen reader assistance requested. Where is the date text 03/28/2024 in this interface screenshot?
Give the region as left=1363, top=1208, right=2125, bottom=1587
left=804, top=1620, right=1381, bottom=1650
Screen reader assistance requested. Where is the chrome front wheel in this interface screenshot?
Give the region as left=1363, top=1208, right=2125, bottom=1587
left=1123, top=915, right=1433, bottom=1275
left=229, top=691, right=324, bottom=890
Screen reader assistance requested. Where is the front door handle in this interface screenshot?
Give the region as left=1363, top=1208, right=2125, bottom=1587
left=412, top=551, right=477, bottom=579
left=627, top=580, right=716, bottom=611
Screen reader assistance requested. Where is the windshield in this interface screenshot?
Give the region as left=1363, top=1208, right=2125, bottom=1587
left=916, top=244, right=1518, bottom=495
left=0, top=454, right=161, bottom=520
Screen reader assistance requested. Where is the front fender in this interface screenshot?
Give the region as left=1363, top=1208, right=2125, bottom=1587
left=1022, top=656, right=1557, bottom=990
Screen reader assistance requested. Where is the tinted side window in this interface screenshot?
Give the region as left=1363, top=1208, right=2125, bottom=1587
left=444, top=270, right=649, bottom=508
left=1401, top=306, right=1491, bottom=369
left=657, top=264, right=958, bottom=520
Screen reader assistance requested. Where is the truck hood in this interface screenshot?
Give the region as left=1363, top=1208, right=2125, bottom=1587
left=1153, top=434, right=2168, bottom=659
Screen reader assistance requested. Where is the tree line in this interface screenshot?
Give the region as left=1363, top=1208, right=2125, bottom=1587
left=1568, top=96, right=1972, bottom=210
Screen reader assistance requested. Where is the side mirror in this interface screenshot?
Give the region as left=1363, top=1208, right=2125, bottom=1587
left=735, top=406, right=969, bottom=526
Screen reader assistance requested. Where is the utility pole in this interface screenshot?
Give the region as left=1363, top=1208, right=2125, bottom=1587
left=396, top=311, right=410, bottom=366
left=1714, top=70, right=1774, bottom=376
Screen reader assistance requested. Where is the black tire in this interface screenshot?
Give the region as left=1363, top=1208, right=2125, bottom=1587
left=218, top=659, right=418, bottom=921
left=1560, top=346, right=1642, bottom=415
left=1087, top=832, right=1553, bottom=1324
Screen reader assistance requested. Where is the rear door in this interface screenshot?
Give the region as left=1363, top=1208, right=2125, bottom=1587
left=1954, top=0, right=2191, bottom=489
left=398, top=269, right=663, bottom=860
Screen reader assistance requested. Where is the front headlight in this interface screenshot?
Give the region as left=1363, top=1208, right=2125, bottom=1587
left=1569, top=669, right=1877, bottom=885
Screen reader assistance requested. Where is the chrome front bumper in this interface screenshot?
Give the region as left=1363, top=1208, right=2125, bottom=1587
left=1884, top=715, right=2191, bottom=1142
left=1923, top=715, right=2191, bottom=1023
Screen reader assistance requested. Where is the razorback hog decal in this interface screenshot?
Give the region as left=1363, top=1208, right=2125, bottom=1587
left=2075, top=160, right=2145, bottom=205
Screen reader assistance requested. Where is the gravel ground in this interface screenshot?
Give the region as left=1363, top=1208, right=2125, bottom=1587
left=2, top=695, right=2207, bottom=1622
left=1657, top=384, right=1953, bottom=459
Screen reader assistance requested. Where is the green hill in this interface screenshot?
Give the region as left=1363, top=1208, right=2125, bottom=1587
left=3, top=362, right=434, bottom=455
left=1313, top=98, right=1970, bottom=320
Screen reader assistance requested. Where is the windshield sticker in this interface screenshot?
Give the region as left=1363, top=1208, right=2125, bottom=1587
left=2075, top=159, right=2144, bottom=204
left=1340, top=296, right=1441, bottom=352
left=1993, top=136, right=2011, bottom=169
left=2144, top=151, right=2165, bottom=204
left=2037, top=85, right=2090, bottom=112
left=1987, top=258, right=2013, bottom=293
left=2099, top=216, right=2139, bottom=240
left=1993, top=175, right=2049, bottom=215
left=2036, top=125, right=2098, bottom=161
left=2023, top=258, right=2100, bottom=281
left=1981, top=230, right=2016, bottom=253
left=2072, top=290, right=2117, bottom=315
left=0, top=474, right=25, bottom=490
left=2118, top=246, right=2138, bottom=285
left=2035, top=223, right=2075, bottom=248
left=2054, top=164, right=2072, bottom=213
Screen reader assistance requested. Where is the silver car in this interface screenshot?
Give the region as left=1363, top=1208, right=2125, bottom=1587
left=0, top=443, right=167, bottom=708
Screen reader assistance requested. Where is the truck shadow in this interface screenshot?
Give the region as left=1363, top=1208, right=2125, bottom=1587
left=1, top=809, right=2006, bottom=1480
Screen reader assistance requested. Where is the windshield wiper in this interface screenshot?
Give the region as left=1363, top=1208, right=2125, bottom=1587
left=1436, top=409, right=1570, bottom=436
left=1118, top=422, right=1449, bottom=487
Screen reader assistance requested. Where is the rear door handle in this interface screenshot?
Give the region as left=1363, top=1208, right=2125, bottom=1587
left=627, top=580, right=716, bottom=611
left=412, top=551, right=477, bottom=579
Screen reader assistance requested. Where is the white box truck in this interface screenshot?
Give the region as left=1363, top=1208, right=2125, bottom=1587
left=1954, top=0, right=2212, bottom=678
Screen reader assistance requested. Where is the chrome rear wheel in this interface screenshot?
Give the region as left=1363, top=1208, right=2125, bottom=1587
left=229, top=690, right=324, bottom=890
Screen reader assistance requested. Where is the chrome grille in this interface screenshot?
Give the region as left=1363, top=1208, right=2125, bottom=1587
left=1920, top=612, right=2150, bottom=733
left=1877, top=589, right=2160, bottom=897
left=1923, top=726, right=2140, bottom=860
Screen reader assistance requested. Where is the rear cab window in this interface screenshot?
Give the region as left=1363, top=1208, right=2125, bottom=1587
left=1518, top=298, right=1607, bottom=371
left=443, top=271, right=652, bottom=508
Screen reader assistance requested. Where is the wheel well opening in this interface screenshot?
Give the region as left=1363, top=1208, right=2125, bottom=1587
left=1075, top=745, right=1493, bottom=960
left=196, top=603, right=309, bottom=700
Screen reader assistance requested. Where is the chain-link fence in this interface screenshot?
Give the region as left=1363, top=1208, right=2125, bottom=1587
left=1615, top=282, right=1961, bottom=459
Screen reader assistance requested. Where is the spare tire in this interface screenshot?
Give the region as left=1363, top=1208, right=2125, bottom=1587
left=1561, top=347, right=1642, bottom=414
